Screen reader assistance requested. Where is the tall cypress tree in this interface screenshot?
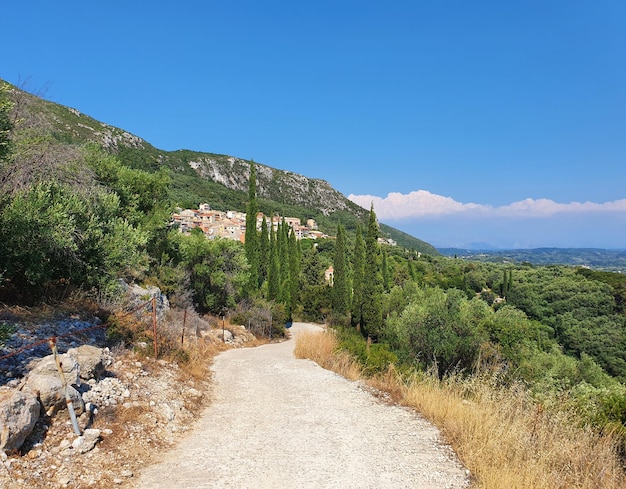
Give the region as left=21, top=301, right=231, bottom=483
left=259, top=215, right=269, bottom=285
left=287, top=228, right=300, bottom=319
left=245, top=161, right=259, bottom=291
left=381, top=246, right=390, bottom=292
left=332, top=224, right=350, bottom=316
left=278, top=218, right=290, bottom=303
left=267, top=224, right=279, bottom=300
left=351, top=224, right=365, bottom=329
left=361, top=204, right=384, bottom=338
left=407, top=257, right=416, bottom=282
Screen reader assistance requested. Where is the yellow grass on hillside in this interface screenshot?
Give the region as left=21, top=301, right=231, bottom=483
left=295, top=329, right=626, bottom=489
left=293, top=330, right=361, bottom=381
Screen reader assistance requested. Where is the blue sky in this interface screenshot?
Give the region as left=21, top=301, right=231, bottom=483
left=3, top=1, right=625, bottom=249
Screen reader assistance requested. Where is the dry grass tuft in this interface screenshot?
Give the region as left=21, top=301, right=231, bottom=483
left=294, top=330, right=361, bottom=381
left=295, top=329, right=626, bottom=489
left=368, top=364, right=407, bottom=403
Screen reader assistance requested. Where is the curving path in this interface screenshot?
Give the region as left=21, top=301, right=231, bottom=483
left=132, top=323, right=469, bottom=488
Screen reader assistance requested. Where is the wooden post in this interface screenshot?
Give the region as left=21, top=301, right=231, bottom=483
left=152, top=297, right=158, bottom=359
left=182, top=308, right=187, bottom=346
left=49, top=338, right=81, bottom=436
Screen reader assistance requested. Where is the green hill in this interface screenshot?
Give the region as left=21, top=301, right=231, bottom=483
left=2, top=79, right=438, bottom=255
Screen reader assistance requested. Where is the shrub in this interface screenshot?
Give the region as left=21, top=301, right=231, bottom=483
left=337, top=327, right=397, bottom=374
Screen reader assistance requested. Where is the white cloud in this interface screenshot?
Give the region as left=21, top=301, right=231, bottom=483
left=348, top=191, right=626, bottom=220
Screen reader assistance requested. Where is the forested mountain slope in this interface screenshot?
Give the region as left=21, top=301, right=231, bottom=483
left=2, top=80, right=437, bottom=254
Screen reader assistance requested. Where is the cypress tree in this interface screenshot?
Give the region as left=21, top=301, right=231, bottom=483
left=381, top=246, right=390, bottom=292
left=351, top=224, right=365, bottom=329
left=278, top=218, right=290, bottom=303
left=500, top=269, right=507, bottom=297
left=268, top=224, right=279, bottom=300
left=361, top=204, right=384, bottom=338
left=259, top=215, right=269, bottom=285
left=332, top=224, right=350, bottom=316
left=407, top=258, right=416, bottom=281
left=288, top=228, right=300, bottom=319
left=245, top=161, right=259, bottom=291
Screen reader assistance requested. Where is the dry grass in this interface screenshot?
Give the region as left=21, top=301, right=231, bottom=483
left=296, top=330, right=626, bottom=489
left=405, top=375, right=626, bottom=489
left=294, top=330, right=361, bottom=381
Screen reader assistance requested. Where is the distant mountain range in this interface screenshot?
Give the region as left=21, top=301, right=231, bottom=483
left=3, top=79, right=437, bottom=255
left=439, top=247, right=626, bottom=272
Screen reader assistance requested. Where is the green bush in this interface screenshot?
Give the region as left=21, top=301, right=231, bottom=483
left=0, top=321, right=16, bottom=347
left=337, top=327, right=397, bottom=374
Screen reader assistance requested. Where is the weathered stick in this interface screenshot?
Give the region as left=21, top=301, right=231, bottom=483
left=49, top=338, right=81, bottom=436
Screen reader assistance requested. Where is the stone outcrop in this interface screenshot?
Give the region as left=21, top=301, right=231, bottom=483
left=186, top=156, right=355, bottom=216
left=119, top=281, right=170, bottom=320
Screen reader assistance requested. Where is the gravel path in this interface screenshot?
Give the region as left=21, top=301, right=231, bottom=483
left=133, top=323, right=469, bottom=489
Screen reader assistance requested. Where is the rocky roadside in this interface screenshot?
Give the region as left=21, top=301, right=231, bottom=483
left=0, top=309, right=255, bottom=489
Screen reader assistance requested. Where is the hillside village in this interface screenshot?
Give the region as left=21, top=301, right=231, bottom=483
left=171, top=203, right=399, bottom=247
left=171, top=203, right=327, bottom=242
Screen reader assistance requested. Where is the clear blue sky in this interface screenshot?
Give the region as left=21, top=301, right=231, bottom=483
left=3, top=1, right=625, bottom=248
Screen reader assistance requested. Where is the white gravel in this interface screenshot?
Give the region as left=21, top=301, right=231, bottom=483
left=132, top=323, right=470, bottom=489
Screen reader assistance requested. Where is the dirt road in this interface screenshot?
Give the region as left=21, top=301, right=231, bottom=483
left=132, top=323, right=469, bottom=488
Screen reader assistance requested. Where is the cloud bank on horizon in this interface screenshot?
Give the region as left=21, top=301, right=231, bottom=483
left=348, top=191, right=626, bottom=249
left=348, top=190, right=626, bottom=220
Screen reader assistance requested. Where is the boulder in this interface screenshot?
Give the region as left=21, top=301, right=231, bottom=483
left=67, top=345, right=108, bottom=381
left=119, top=281, right=170, bottom=320
left=22, top=374, right=84, bottom=415
left=27, top=353, right=80, bottom=386
left=0, top=388, right=41, bottom=453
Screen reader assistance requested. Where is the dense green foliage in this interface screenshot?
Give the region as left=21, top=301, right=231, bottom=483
left=179, top=230, right=248, bottom=313
left=0, top=83, right=12, bottom=164
left=0, top=155, right=154, bottom=301
left=505, top=266, right=626, bottom=379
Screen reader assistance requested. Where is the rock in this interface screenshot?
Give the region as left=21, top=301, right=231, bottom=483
left=187, top=388, right=202, bottom=399
left=119, top=281, right=170, bottom=320
left=0, top=388, right=41, bottom=453
left=67, top=345, right=109, bottom=381
left=22, top=374, right=84, bottom=415
left=27, top=353, right=80, bottom=386
left=81, top=377, right=129, bottom=408
left=56, top=475, right=73, bottom=486
left=58, top=439, right=71, bottom=450
left=159, top=403, right=175, bottom=422
left=208, top=328, right=234, bottom=343
left=72, top=429, right=100, bottom=454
